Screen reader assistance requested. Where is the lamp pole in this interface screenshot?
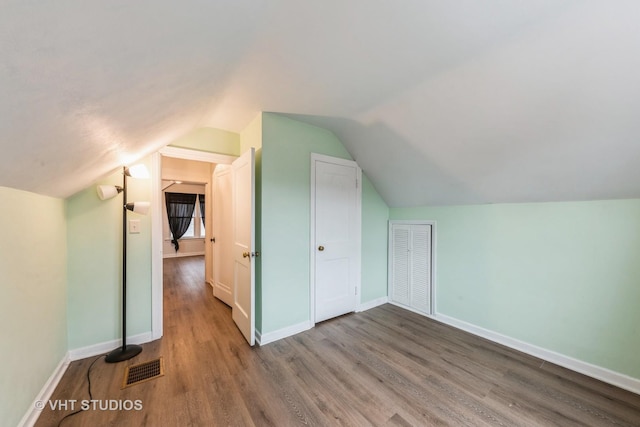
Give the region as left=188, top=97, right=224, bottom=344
left=105, top=166, right=143, bottom=363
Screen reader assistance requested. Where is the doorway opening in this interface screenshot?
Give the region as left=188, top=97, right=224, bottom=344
left=161, top=157, right=212, bottom=300
left=151, top=146, right=256, bottom=346
left=150, top=147, right=236, bottom=341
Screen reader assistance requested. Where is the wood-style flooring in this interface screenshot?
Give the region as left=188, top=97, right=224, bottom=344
left=35, top=256, right=640, bottom=426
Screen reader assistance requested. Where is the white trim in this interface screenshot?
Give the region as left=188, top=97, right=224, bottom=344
left=310, top=153, right=362, bottom=326
left=256, top=321, right=313, bottom=346
left=355, top=167, right=362, bottom=310
left=18, top=354, right=70, bottom=427
left=434, top=313, right=640, bottom=395
left=159, top=146, right=237, bottom=164
left=258, top=297, right=387, bottom=345
left=389, top=301, right=436, bottom=318
left=163, top=250, right=205, bottom=259
left=388, top=220, right=437, bottom=315
left=309, top=157, right=317, bottom=326
left=357, top=296, right=389, bottom=312
left=310, top=152, right=360, bottom=168
left=67, top=332, right=154, bottom=361
left=151, top=153, right=163, bottom=340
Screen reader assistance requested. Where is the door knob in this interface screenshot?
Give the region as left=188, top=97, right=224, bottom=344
left=318, top=245, right=325, bottom=251
left=242, top=252, right=250, bottom=258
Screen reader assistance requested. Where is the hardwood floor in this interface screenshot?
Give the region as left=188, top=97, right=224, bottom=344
left=35, top=256, right=640, bottom=426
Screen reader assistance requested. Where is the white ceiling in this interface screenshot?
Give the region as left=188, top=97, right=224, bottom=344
left=2, top=1, right=640, bottom=206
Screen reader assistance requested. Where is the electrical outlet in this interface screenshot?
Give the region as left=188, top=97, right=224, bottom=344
left=129, top=219, right=141, bottom=234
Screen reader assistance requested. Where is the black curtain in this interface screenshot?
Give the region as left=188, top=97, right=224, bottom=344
left=198, top=194, right=205, bottom=226
left=165, top=192, right=197, bottom=251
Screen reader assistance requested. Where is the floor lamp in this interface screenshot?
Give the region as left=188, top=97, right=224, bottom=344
left=97, top=164, right=150, bottom=363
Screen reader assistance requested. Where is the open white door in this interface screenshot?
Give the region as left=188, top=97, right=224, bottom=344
left=212, top=164, right=234, bottom=306
left=232, top=148, right=255, bottom=345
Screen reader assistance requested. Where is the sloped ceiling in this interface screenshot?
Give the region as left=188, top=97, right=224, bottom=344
left=2, top=1, right=640, bottom=206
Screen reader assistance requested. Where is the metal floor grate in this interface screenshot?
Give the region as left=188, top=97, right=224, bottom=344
left=122, top=357, right=164, bottom=389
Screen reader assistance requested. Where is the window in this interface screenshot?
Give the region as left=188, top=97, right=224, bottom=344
left=184, top=198, right=205, bottom=238
left=164, top=192, right=205, bottom=251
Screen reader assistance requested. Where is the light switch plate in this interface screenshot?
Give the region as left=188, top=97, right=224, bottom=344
left=129, top=219, right=141, bottom=234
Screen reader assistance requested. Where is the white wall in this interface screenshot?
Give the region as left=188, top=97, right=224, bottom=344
left=162, top=156, right=210, bottom=182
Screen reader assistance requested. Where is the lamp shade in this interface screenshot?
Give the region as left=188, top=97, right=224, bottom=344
left=126, top=164, right=150, bottom=179
left=97, top=185, right=123, bottom=200
left=125, top=201, right=150, bottom=215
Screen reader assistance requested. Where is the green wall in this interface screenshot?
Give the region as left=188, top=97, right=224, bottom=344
left=0, top=187, right=68, bottom=427
left=391, top=199, right=640, bottom=378
left=5, top=118, right=385, bottom=424
left=170, top=127, right=241, bottom=156
left=361, top=175, right=390, bottom=302
left=67, top=157, right=153, bottom=349
left=240, top=112, right=262, bottom=154
left=260, top=113, right=389, bottom=334
left=67, top=127, right=241, bottom=351
left=66, top=116, right=388, bottom=350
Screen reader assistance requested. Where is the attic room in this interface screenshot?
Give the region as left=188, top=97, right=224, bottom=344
left=2, top=1, right=640, bottom=426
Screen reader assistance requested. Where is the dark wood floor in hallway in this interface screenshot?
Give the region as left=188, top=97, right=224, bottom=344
left=36, top=256, right=640, bottom=426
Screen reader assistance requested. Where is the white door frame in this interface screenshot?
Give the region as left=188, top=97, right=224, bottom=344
left=150, top=147, right=237, bottom=340
left=387, top=220, right=437, bottom=317
left=309, top=153, right=362, bottom=326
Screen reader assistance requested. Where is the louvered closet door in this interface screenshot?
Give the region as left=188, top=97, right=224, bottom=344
left=391, top=225, right=411, bottom=306
left=389, top=222, right=432, bottom=315
left=410, top=225, right=431, bottom=313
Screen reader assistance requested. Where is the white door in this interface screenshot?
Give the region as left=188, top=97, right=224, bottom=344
left=389, top=222, right=433, bottom=315
left=390, top=225, right=411, bottom=306
left=410, top=225, right=432, bottom=314
left=312, top=154, right=361, bottom=323
left=232, top=148, right=255, bottom=345
left=212, top=164, right=234, bottom=306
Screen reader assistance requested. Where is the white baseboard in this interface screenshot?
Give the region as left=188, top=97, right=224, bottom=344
left=434, top=313, right=640, bottom=395
left=256, top=298, right=388, bottom=346
left=257, top=321, right=313, bottom=346
left=387, top=301, right=436, bottom=318
left=163, top=251, right=205, bottom=259
left=18, top=354, right=70, bottom=427
left=68, top=332, right=155, bottom=361
left=357, top=296, right=389, bottom=312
